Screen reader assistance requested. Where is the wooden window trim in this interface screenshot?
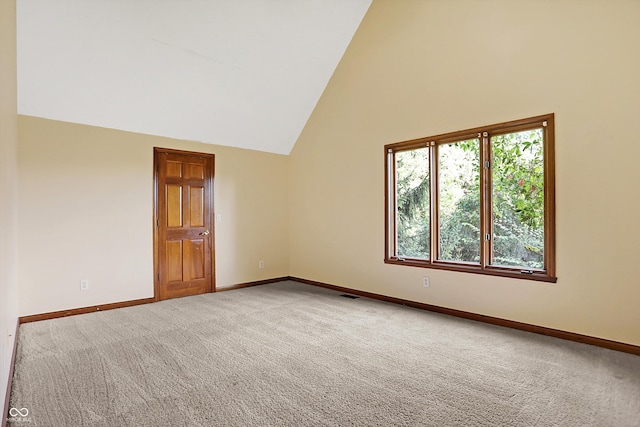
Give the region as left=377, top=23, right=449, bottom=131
left=385, top=114, right=557, bottom=283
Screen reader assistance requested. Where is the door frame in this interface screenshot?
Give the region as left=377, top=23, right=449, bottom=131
left=153, top=147, right=216, bottom=301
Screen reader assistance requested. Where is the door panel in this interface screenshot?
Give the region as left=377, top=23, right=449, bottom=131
left=167, top=185, right=183, bottom=227
left=188, top=163, right=204, bottom=179
left=190, top=186, right=204, bottom=227
left=155, top=149, right=214, bottom=300
left=185, top=239, right=205, bottom=280
left=166, top=241, right=183, bottom=282
left=166, top=161, right=183, bottom=178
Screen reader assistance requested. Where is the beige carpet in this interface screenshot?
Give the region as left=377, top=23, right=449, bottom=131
left=8, top=281, right=640, bottom=426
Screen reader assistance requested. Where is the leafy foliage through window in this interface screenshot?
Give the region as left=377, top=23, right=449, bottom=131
left=385, top=114, right=556, bottom=282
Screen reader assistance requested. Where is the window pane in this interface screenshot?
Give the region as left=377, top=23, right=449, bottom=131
left=438, top=139, right=481, bottom=263
left=491, top=129, right=544, bottom=269
left=396, top=148, right=430, bottom=259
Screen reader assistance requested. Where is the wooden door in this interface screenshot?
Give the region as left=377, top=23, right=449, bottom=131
left=154, top=148, right=215, bottom=300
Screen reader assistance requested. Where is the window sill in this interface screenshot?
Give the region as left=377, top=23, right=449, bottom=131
left=384, top=258, right=557, bottom=283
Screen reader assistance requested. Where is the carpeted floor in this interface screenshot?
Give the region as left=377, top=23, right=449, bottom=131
left=8, top=281, right=640, bottom=426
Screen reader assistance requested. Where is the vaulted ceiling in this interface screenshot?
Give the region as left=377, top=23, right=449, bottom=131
left=17, top=0, right=371, bottom=154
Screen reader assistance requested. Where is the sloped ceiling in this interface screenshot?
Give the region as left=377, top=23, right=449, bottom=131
left=16, top=0, right=371, bottom=154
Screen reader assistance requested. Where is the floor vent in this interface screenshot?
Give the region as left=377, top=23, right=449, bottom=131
left=340, top=294, right=359, bottom=299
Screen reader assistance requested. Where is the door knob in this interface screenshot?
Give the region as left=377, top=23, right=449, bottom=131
left=199, top=230, right=210, bottom=236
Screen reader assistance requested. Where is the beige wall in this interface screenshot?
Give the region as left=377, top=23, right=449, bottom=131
left=290, top=0, right=640, bottom=346
left=0, top=0, right=19, bottom=410
left=18, top=116, right=289, bottom=316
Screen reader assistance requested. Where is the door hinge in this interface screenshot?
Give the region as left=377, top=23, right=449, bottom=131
left=156, top=218, right=159, bottom=227
left=157, top=273, right=160, bottom=281
left=484, top=161, right=491, bottom=169
left=485, top=233, right=491, bottom=241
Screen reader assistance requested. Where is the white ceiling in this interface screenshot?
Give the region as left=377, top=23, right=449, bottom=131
left=17, top=0, right=371, bottom=154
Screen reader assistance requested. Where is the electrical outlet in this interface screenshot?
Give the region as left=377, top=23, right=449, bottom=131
left=259, top=260, right=265, bottom=269
left=80, top=279, right=89, bottom=290
left=422, top=276, right=430, bottom=288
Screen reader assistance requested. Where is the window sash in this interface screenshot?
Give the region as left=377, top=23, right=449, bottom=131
left=384, top=114, right=556, bottom=283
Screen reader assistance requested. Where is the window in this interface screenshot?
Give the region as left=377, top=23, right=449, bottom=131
left=385, top=114, right=556, bottom=282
